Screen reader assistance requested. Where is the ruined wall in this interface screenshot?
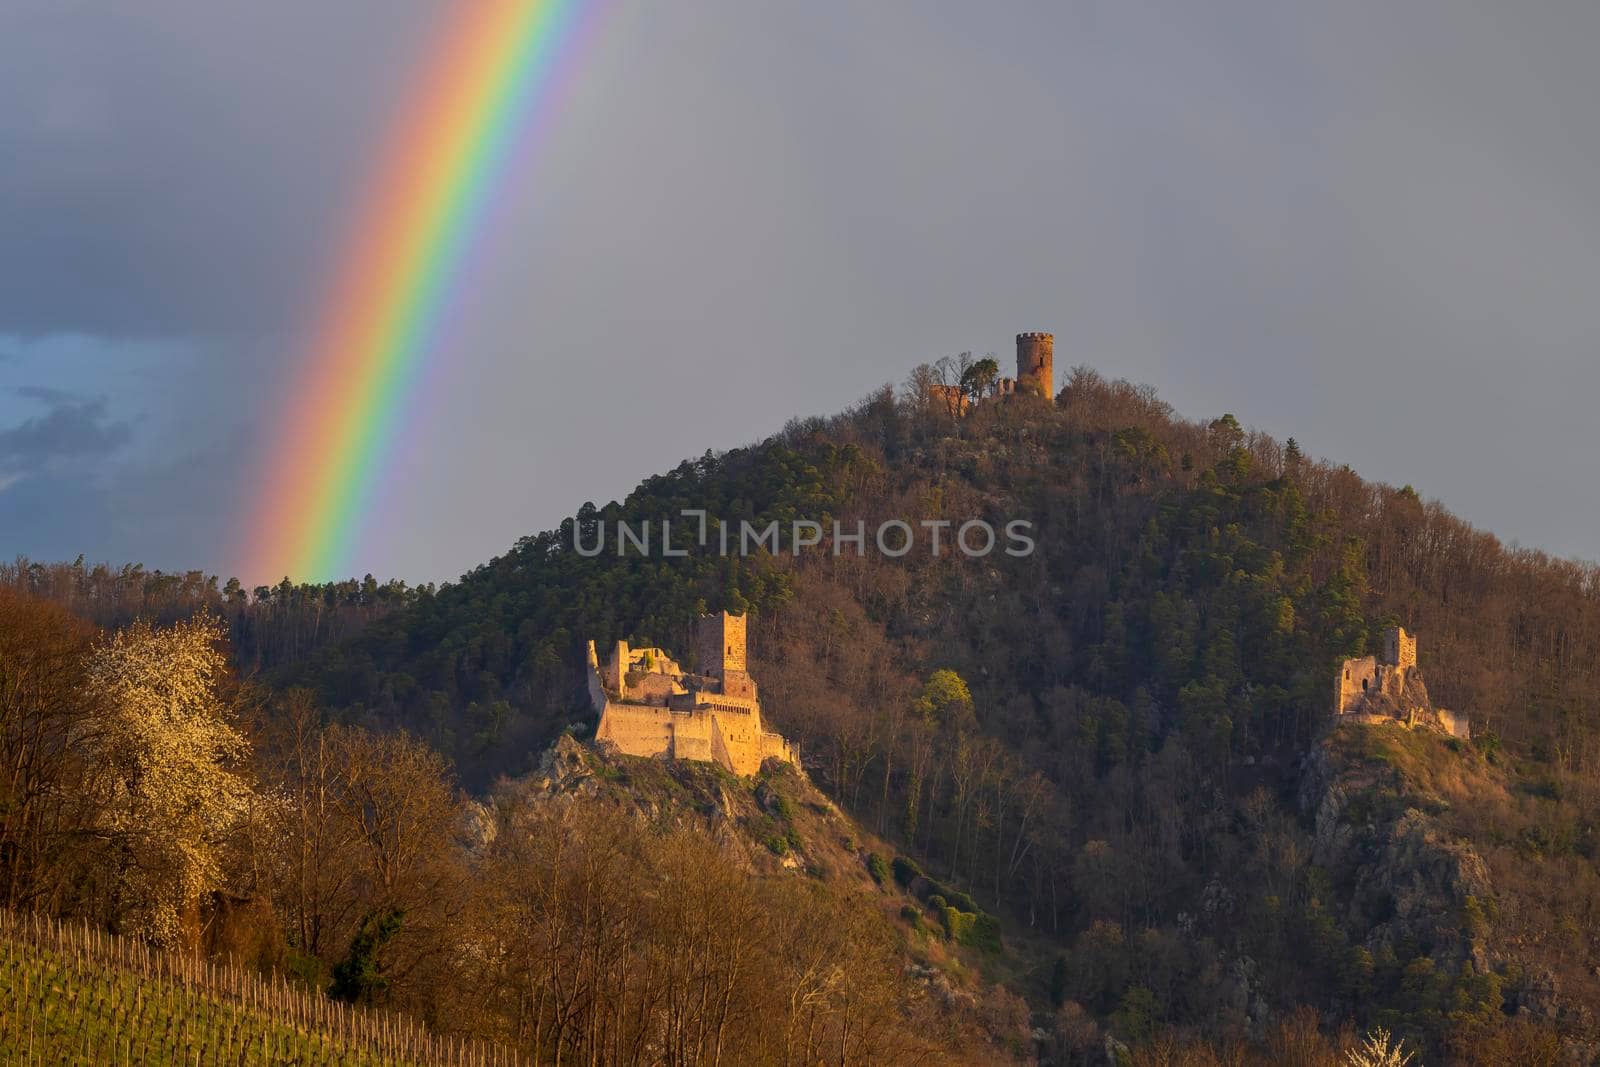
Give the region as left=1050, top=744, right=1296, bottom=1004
left=759, top=731, right=801, bottom=770
left=587, top=642, right=609, bottom=713
left=627, top=673, right=677, bottom=705
left=605, top=640, right=629, bottom=694
left=1337, top=655, right=1379, bottom=715
left=588, top=612, right=799, bottom=777
left=1436, top=708, right=1471, bottom=741
left=1332, top=626, right=1469, bottom=740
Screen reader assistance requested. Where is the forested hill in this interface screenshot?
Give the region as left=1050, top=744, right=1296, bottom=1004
left=281, top=363, right=1600, bottom=1057
left=14, top=362, right=1600, bottom=1057
left=300, top=365, right=1599, bottom=787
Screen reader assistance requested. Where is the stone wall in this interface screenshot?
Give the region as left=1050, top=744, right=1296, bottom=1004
left=628, top=672, right=679, bottom=705
left=697, top=611, right=747, bottom=677
left=1436, top=708, right=1471, bottom=740
left=1337, top=655, right=1379, bottom=715
left=1385, top=627, right=1417, bottom=671
left=588, top=614, right=799, bottom=777
left=595, top=702, right=675, bottom=756
left=1332, top=626, right=1470, bottom=740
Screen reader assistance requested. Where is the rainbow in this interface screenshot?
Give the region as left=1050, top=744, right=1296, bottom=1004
left=245, top=0, right=587, bottom=583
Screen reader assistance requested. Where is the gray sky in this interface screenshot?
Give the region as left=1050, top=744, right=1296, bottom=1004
left=2, top=1, right=1598, bottom=585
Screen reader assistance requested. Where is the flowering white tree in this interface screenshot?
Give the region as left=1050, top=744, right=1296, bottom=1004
left=1345, top=1027, right=1416, bottom=1067
left=85, top=612, right=253, bottom=948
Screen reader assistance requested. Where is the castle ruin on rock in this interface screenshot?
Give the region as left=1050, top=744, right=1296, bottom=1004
left=586, top=611, right=801, bottom=776
left=1335, top=626, right=1470, bottom=739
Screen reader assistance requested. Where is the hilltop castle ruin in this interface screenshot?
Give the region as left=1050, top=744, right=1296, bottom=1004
left=1335, top=626, right=1469, bottom=739
left=930, top=332, right=1055, bottom=413
left=586, top=612, right=800, bottom=776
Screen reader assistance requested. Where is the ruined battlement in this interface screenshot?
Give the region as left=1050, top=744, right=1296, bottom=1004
left=1334, top=626, right=1468, bottom=740
left=587, top=612, right=800, bottom=777
left=922, top=332, right=1054, bottom=416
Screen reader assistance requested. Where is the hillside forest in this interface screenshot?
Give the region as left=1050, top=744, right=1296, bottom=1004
left=5, top=361, right=1600, bottom=1064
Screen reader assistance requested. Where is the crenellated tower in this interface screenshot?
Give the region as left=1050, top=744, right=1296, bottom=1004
left=1015, top=332, right=1054, bottom=398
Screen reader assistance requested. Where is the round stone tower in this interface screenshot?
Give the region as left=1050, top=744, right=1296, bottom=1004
left=1015, top=332, right=1054, bottom=398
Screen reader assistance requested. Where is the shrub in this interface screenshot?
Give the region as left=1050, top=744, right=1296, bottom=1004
left=866, top=853, right=891, bottom=886
left=1110, top=985, right=1158, bottom=1044
left=941, top=907, right=972, bottom=942
left=964, top=911, right=1003, bottom=953
left=892, top=856, right=923, bottom=888
left=941, top=887, right=981, bottom=914
left=329, top=907, right=404, bottom=1004
left=765, top=835, right=789, bottom=856
left=938, top=906, right=1002, bottom=952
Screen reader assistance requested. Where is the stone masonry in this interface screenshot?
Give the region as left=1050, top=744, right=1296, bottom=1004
left=1334, top=626, right=1469, bottom=739
left=588, top=612, right=801, bottom=777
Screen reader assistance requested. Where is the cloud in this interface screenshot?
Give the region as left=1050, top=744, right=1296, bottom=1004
left=15, top=385, right=82, bottom=405
left=0, top=393, right=132, bottom=474
left=3, top=0, right=1600, bottom=580
left=0, top=3, right=438, bottom=339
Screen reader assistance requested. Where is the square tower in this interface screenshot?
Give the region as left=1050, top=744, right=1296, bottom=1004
left=1382, top=627, right=1417, bottom=671
left=697, top=611, right=755, bottom=699
left=697, top=610, right=746, bottom=676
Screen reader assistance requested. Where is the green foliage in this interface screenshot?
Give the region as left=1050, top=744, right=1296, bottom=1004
left=866, top=852, right=890, bottom=886
left=959, top=358, right=1000, bottom=399
left=1461, top=895, right=1490, bottom=939
left=913, top=669, right=973, bottom=727
left=1474, top=729, right=1502, bottom=759
left=329, top=907, right=405, bottom=1005
left=891, top=856, right=923, bottom=889
left=39, top=361, right=1597, bottom=1056
left=1111, top=984, right=1159, bottom=1044
left=963, top=911, right=1003, bottom=953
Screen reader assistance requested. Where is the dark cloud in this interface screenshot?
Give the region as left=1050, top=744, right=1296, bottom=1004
left=15, top=385, right=82, bottom=405
left=0, top=393, right=132, bottom=473
left=0, top=3, right=436, bottom=338
left=2, top=1, right=1599, bottom=579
